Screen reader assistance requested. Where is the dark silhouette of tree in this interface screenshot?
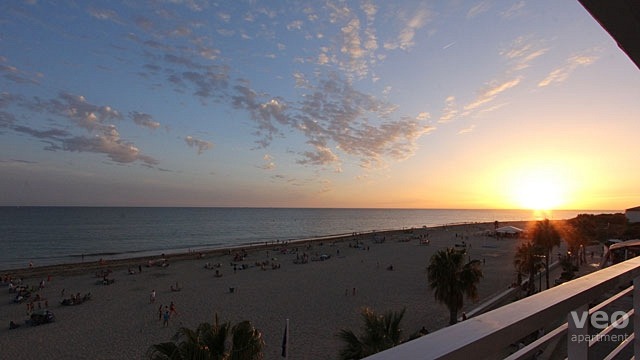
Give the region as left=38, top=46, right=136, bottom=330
left=147, top=314, right=263, bottom=360
left=531, top=219, right=562, bottom=290
left=337, top=307, right=406, bottom=359
left=514, top=241, right=544, bottom=295
left=427, top=247, right=483, bottom=325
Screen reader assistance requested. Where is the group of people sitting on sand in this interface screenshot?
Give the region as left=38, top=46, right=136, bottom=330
left=12, top=285, right=32, bottom=304
left=147, top=259, right=170, bottom=268
left=256, top=260, right=281, bottom=270
left=293, top=252, right=309, bottom=264
left=60, top=292, right=92, bottom=306
left=232, top=250, right=248, bottom=262
left=6, top=277, right=51, bottom=313
left=203, top=262, right=221, bottom=270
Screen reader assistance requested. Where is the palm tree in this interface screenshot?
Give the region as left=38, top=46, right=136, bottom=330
left=147, top=314, right=264, bottom=360
left=531, top=219, right=561, bottom=289
left=514, top=241, right=544, bottom=295
left=337, top=307, right=406, bottom=359
left=427, top=248, right=483, bottom=325
left=229, top=321, right=265, bottom=360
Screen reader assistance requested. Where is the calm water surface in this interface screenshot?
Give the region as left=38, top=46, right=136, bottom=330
left=0, top=207, right=614, bottom=270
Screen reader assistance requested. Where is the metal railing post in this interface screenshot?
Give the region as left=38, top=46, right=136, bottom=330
left=634, top=276, right=640, bottom=358
left=567, top=304, right=589, bottom=359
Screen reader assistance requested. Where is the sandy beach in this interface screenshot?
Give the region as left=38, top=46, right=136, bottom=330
left=1, top=221, right=536, bottom=359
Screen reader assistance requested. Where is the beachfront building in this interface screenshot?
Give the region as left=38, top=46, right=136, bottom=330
left=626, top=206, right=640, bottom=223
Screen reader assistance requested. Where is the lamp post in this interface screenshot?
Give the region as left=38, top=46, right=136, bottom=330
left=534, top=254, right=546, bottom=292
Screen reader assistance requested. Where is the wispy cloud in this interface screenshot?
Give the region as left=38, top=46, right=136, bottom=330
left=286, top=20, right=303, bottom=31
left=298, top=146, right=340, bottom=167
left=130, top=111, right=161, bottom=130
left=458, top=124, right=476, bottom=134
left=231, top=74, right=433, bottom=168
left=64, top=134, right=158, bottom=165
left=261, top=154, right=276, bottom=170
left=538, top=53, right=598, bottom=87
left=500, top=1, right=526, bottom=19
left=87, top=7, right=121, bottom=23
left=439, top=96, right=458, bottom=123
left=13, top=125, right=70, bottom=139
left=467, top=1, right=492, bottom=19
left=454, top=36, right=547, bottom=121
left=463, top=77, right=521, bottom=114
left=501, top=36, right=548, bottom=72
left=384, top=8, right=430, bottom=51
left=184, top=135, right=213, bottom=154
left=7, top=92, right=158, bottom=166
left=0, top=60, right=42, bottom=85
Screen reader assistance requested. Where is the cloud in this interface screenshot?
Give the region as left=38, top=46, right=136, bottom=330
left=232, top=85, right=289, bottom=147
left=130, top=111, right=161, bottom=130
left=217, top=12, right=231, bottom=23
left=0, top=93, right=20, bottom=128
left=0, top=111, right=16, bottom=128
left=185, top=135, right=213, bottom=154
left=298, top=146, right=340, bottom=166
left=448, top=36, right=545, bottom=123
left=467, top=1, right=492, bottom=19
left=538, top=54, right=598, bottom=87
left=11, top=92, right=158, bottom=166
left=0, top=62, right=41, bottom=85
left=261, top=154, right=276, bottom=170
left=179, top=70, right=229, bottom=100
left=458, top=124, right=476, bottom=134
left=439, top=96, right=458, bottom=123
left=287, top=20, right=303, bottom=31
left=63, top=133, right=158, bottom=165
left=88, top=7, right=120, bottom=23
left=416, top=112, right=430, bottom=121
left=501, top=1, right=526, bottom=19
left=384, top=8, right=430, bottom=51
left=161, top=0, right=207, bottom=12
left=13, top=125, right=70, bottom=139
left=463, top=77, right=521, bottom=113
left=0, top=159, right=37, bottom=164
left=32, top=92, right=123, bottom=133
left=501, top=36, right=548, bottom=71
left=231, top=75, right=433, bottom=167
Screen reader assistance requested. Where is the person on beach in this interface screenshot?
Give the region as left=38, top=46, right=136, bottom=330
left=158, top=304, right=163, bottom=320
left=169, top=301, right=177, bottom=316
left=163, top=306, right=170, bottom=327
left=150, top=290, right=156, bottom=303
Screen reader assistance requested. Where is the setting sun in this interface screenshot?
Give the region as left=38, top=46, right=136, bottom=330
left=509, top=168, right=569, bottom=210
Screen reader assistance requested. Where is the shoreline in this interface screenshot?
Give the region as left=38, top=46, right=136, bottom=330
left=2, top=219, right=571, bottom=359
left=1, top=222, right=490, bottom=279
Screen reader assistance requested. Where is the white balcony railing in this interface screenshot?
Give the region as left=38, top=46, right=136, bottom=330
left=366, top=257, right=640, bottom=360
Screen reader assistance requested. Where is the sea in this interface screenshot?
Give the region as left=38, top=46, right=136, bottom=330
left=0, top=207, right=616, bottom=271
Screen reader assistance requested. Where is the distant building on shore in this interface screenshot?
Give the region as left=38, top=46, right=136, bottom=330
left=625, top=206, right=640, bottom=223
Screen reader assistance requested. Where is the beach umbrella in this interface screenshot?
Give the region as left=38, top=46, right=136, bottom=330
left=495, top=226, right=524, bottom=235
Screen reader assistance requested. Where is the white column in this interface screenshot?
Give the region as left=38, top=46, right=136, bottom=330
left=567, top=304, right=589, bottom=359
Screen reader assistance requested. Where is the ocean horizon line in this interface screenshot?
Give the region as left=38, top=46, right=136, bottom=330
left=0, top=205, right=621, bottom=212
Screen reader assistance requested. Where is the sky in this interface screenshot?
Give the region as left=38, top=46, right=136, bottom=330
left=1, top=0, right=639, bottom=210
